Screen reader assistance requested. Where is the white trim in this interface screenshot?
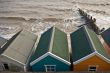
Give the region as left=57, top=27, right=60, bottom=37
left=3, top=63, right=9, bottom=70
left=44, top=65, right=56, bottom=72
left=67, top=34, right=72, bottom=53
left=0, top=41, right=8, bottom=48
left=84, top=26, right=110, bottom=63
left=84, top=26, right=96, bottom=51
left=48, top=52, right=71, bottom=65
left=30, top=52, right=71, bottom=66
left=0, top=63, right=4, bottom=71
left=30, top=53, right=49, bottom=66
left=88, top=65, right=98, bottom=71
left=34, top=35, right=41, bottom=52
left=96, top=52, right=110, bottom=64
left=24, top=66, right=27, bottom=72
left=25, top=35, right=38, bottom=71
left=72, top=26, right=110, bottom=65
left=49, top=27, right=55, bottom=52
left=73, top=52, right=96, bottom=65
left=1, top=54, right=25, bottom=66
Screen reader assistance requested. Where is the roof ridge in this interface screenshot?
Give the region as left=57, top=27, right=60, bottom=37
left=96, top=52, right=110, bottom=63
left=84, top=26, right=110, bottom=62
left=1, top=30, right=22, bottom=54
left=84, top=26, right=96, bottom=52
left=30, top=52, right=71, bottom=66
left=1, top=54, right=25, bottom=65
left=22, top=29, right=36, bottom=36
left=49, top=26, right=55, bottom=52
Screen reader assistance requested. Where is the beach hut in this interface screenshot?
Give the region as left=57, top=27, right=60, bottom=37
left=0, top=37, right=7, bottom=71
left=30, top=27, right=70, bottom=72
left=0, top=30, right=37, bottom=72
left=70, top=26, right=110, bottom=71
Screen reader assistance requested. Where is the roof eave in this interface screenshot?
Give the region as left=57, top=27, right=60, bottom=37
left=30, top=52, right=71, bottom=66
left=96, top=52, right=110, bottom=64
left=73, top=52, right=96, bottom=65
left=1, top=54, right=25, bottom=66
left=49, top=52, right=71, bottom=65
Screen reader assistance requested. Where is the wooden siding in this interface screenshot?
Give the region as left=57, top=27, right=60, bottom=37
left=31, top=55, right=70, bottom=72
left=74, top=55, right=110, bottom=71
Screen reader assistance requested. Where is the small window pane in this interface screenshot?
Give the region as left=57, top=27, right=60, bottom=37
left=51, top=66, right=55, bottom=68
left=89, top=66, right=97, bottom=71
left=90, top=67, right=96, bottom=69
left=47, top=66, right=50, bottom=68
left=45, top=65, right=56, bottom=72
left=51, top=69, right=55, bottom=71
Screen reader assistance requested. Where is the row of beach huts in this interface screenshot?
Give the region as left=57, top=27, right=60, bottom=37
left=0, top=25, right=110, bottom=72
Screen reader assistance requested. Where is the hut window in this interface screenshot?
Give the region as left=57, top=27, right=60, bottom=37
left=89, top=65, right=97, bottom=71
left=45, top=65, right=56, bottom=72
left=3, top=63, right=9, bottom=70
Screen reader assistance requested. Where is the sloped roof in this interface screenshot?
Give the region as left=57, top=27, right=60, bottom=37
left=0, top=37, right=7, bottom=47
left=101, top=28, right=110, bottom=47
left=87, top=27, right=110, bottom=60
left=31, top=27, right=53, bottom=61
left=71, top=26, right=110, bottom=63
left=0, top=37, right=7, bottom=54
left=52, top=28, right=69, bottom=61
left=1, top=30, right=37, bottom=65
left=31, top=27, right=70, bottom=64
left=70, top=26, right=94, bottom=62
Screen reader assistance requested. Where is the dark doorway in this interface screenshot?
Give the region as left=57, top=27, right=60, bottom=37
left=4, top=63, right=9, bottom=70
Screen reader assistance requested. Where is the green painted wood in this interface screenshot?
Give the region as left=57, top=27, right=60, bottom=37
left=31, top=27, right=53, bottom=61
left=70, top=26, right=93, bottom=62
left=87, top=27, right=110, bottom=59
left=52, top=27, right=70, bottom=61
left=31, top=55, right=70, bottom=72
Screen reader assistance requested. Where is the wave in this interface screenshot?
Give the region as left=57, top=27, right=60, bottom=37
left=0, top=16, right=38, bottom=22
left=0, top=16, right=64, bottom=22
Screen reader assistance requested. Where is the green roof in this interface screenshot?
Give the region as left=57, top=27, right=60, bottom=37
left=31, top=27, right=53, bottom=61
left=71, top=26, right=110, bottom=62
left=70, top=26, right=94, bottom=62
left=87, top=27, right=110, bottom=60
left=31, top=27, right=70, bottom=62
left=52, top=28, right=69, bottom=61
